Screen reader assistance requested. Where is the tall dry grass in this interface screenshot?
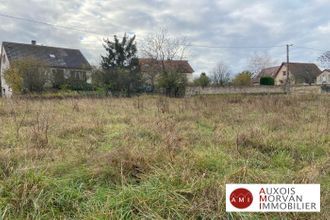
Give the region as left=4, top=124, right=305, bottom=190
left=0, top=94, right=329, bottom=219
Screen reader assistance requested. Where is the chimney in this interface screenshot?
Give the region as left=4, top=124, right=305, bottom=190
left=31, top=40, right=36, bottom=45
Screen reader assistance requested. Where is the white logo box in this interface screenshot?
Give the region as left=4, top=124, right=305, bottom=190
left=226, top=184, right=320, bottom=212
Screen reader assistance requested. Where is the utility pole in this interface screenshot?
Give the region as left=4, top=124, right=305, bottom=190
left=286, top=44, right=293, bottom=93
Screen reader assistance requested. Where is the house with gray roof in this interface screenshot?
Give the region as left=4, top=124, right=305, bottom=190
left=254, top=62, right=321, bottom=86
left=0, top=41, right=92, bottom=97
left=274, top=62, right=321, bottom=85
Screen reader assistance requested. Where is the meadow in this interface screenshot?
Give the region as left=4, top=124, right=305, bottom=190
left=0, top=94, right=329, bottom=219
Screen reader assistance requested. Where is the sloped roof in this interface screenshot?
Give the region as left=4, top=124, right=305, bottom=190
left=2, top=41, right=91, bottom=69
left=253, top=66, right=280, bottom=83
left=139, top=58, right=194, bottom=73
left=276, top=62, right=321, bottom=82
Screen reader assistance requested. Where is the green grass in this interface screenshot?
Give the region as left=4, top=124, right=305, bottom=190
left=0, top=94, right=329, bottom=219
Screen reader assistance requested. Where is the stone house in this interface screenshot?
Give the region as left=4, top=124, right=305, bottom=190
left=0, top=41, right=91, bottom=97
left=316, top=69, right=330, bottom=85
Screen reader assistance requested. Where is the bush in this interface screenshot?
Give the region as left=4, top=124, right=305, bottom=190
left=157, top=71, right=187, bottom=97
left=194, top=72, right=210, bottom=88
left=260, top=76, right=275, bottom=85
left=4, top=58, right=47, bottom=93
left=233, top=71, right=253, bottom=86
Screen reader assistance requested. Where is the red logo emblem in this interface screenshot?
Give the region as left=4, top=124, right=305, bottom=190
left=230, top=188, right=253, bottom=209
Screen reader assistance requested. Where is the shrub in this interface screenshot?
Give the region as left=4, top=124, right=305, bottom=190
left=233, top=71, right=252, bottom=86
left=157, top=71, right=187, bottom=97
left=194, top=72, right=210, bottom=88
left=4, top=58, right=47, bottom=93
left=260, top=76, right=275, bottom=85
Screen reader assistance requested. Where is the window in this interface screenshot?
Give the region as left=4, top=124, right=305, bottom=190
left=70, top=70, right=86, bottom=80
left=283, top=71, right=286, bottom=76
left=2, top=54, right=6, bottom=64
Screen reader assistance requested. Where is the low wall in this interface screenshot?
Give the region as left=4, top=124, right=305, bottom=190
left=290, top=85, right=321, bottom=94
left=186, top=86, right=285, bottom=96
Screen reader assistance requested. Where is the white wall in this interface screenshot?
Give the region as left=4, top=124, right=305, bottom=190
left=0, top=47, right=12, bottom=97
left=186, top=73, right=194, bottom=83
left=316, top=71, right=330, bottom=85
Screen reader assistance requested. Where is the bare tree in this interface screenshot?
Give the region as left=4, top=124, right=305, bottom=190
left=318, top=51, right=330, bottom=69
left=139, top=28, right=189, bottom=94
left=140, top=28, right=188, bottom=71
left=211, top=62, right=231, bottom=86
left=247, top=52, right=276, bottom=76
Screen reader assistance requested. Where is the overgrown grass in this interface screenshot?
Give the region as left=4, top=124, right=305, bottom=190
left=0, top=94, right=329, bottom=219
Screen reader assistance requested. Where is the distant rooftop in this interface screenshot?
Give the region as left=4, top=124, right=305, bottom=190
left=2, top=41, right=91, bottom=69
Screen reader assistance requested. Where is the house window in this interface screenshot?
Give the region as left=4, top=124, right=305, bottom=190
left=2, top=54, right=5, bottom=64
left=283, top=71, right=286, bottom=76
left=70, top=70, right=86, bottom=80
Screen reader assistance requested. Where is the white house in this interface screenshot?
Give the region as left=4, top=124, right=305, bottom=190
left=316, top=70, right=330, bottom=85
left=0, top=41, right=92, bottom=97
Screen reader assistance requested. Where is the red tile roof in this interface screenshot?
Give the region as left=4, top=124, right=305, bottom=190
left=139, top=58, right=194, bottom=73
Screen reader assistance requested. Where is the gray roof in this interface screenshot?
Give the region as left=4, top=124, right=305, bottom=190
left=277, top=62, right=321, bottom=83
left=2, top=41, right=91, bottom=69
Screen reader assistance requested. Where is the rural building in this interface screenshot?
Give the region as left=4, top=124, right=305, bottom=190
left=255, top=62, right=321, bottom=86
left=316, top=69, right=330, bottom=85
left=274, top=62, right=321, bottom=85
left=139, top=58, right=194, bottom=84
left=253, top=66, right=280, bottom=85
left=0, top=41, right=91, bottom=97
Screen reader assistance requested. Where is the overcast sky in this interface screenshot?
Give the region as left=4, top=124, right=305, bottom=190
left=0, top=0, right=330, bottom=76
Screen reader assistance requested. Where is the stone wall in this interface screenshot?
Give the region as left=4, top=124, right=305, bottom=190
left=290, top=85, right=321, bottom=94
left=185, top=86, right=285, bottom=96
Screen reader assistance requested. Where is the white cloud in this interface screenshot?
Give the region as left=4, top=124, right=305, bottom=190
left=0, top=0, right=329, bottom=73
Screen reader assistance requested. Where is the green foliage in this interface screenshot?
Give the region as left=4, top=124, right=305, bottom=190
left=4, top=58, right=47, bottom=93
left=260, top=76, right=275, bottom=85
left=100, top=34, right=141, bottom=96
left=233, top=71, right=253, bottom=86
left=194, top=72, right=210, bottom=88
left=51, top=69, right=65, bottom=89
left=157, top=70, right=187, bottom=97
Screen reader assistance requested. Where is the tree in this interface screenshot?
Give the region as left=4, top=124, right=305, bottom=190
left=4, top=58, right=47, bottom=93
left=101, top=34, right=141, bottom=96
left=140, top=28, right=187, bottom=64
left=158, top=70, right=187, bottom=97
left=233, top=71, right=253, bottom=86
left=318, top=51, right=330, bottom=69
left=247, top=52, right=276, bottom=76
left=194, top=72, right=210, bottom=88
left=211, top=62, right=231, bottom=86
left=140, top=28, right=189, bottom=96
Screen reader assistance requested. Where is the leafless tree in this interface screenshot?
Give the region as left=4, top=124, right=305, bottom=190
left=139, top=28, right=189, bottom=91
left=247, top=52, right=276, bottom=76
left=140, top=28, right=188, bottom=71
left=318, top=51, right=330, bottom=69
left=211, top=62, right=231, bottom=86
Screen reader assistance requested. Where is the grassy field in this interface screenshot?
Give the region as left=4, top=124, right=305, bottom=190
left=0, top=94, right=329, bottom=219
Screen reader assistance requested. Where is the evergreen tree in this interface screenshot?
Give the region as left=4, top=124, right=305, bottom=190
left=101, top=34, right=141, bottom=96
